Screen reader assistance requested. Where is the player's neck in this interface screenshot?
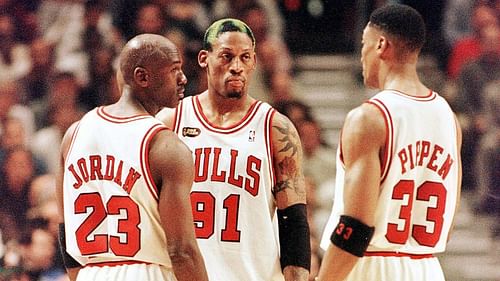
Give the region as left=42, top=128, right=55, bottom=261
left=381, top=64, right=428, bottom=97
left=200, top=91, right=256, bottom=127
left=106, top=88, right=152, bottom=117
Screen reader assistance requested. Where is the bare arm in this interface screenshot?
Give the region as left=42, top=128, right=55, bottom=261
left=56, top=122, right=81, bottom=281
left=447, top=114, right=463, bottom=242
left=149, top=130, right=208, bottom=281
left=271, top=112, right=310, bottom=281
left=317, top=103, right=385, bottom=281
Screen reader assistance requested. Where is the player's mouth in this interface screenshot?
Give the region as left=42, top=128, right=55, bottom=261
left=177, top=88, right=185, bottom=99
left=226, top=77, right=245, bottom=88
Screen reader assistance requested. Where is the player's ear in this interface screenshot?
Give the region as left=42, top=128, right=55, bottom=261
left=377, top=36, right=389, bottom=56
left=198, top=50, right=208, bottom=68
left=134, top=67, right=149, bottom=87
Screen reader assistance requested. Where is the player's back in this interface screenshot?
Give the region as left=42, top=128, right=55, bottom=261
left=365, top=90, right=460, bottom=255
left=63, top=107, right=172, bottom=268
left=320, top=90, right=460, bottom=281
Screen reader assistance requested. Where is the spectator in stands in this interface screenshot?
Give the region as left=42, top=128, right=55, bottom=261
left=18, top=221, right=66, bottom=281
left=242, top=3, right=294, bottom=103
left=0, top=118, right=28, bottom=162
left=443, top=0, right=476, bottom=48
left=31, top=102, right=82, bottom=174
left=44, top=0, right=116, bottom=88
left=28, top=174, right=56, bottom=211
left=109, top=0, right=147, bottom=40
left=31, top=72, right=85, bottom=130
left=454, top=23, right=500, bottom=193
left=0, top=80, right=36, bottom=139
left=80, top=46, right=117, bottom=110
left=160, top=0, right=208, bottom=43
left=474, top=79, right=500, bottom=218
left=211, top=0, right=285, bottom=40
left=24, top=37, right=55, bottom=104
left=0, top=147, right=39, bottom=240
left=135, top=3, right=166, bottom=35
left=0, top=0, right=41, bottom=43
left=447, top=1, right=499, bottom=79
left=0, top=13, right=32, bottom=83
left=160, top=0, right=209, bottom=96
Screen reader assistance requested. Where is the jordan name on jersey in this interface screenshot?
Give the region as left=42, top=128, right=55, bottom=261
left=67, top=154, right=142, bottom=194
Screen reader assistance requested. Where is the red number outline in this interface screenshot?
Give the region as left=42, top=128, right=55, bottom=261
left=190, top=191, right=242, bottom=242
left=74, top=193, right=141, bottom=256
left=385, top=180, right=446, bottom=247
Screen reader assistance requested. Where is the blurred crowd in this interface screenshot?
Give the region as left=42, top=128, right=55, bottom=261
left=0, top=0, right=498, bottom=280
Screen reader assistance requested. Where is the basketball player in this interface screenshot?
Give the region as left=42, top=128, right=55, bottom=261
left=157, top=19, right=311, bottom=281
left=316, top=4, right=462, bottom=281
left=56, top=34, right=209, bottom=281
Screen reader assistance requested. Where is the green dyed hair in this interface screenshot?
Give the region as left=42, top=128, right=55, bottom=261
left=203, top=18, right=256, bottom=51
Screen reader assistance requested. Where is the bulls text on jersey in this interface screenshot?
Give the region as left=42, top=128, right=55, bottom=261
left=193, top=147, right=261, bottom=196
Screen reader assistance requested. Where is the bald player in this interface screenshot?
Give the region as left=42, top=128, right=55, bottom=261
left=157, top=18, right=311, bottom=281
left=56, top=34, right=209, bottom=281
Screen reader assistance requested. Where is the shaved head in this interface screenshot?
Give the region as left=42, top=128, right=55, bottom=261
left=119, top=34, right=180, bottom=84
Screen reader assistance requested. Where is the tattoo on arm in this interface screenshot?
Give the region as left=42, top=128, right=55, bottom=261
left=275, top=125, right=298, bottom=156
left=272, top=119, right=305, bottom=200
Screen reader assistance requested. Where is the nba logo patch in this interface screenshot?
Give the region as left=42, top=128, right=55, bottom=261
left=248, top=130, right=256, bottom=142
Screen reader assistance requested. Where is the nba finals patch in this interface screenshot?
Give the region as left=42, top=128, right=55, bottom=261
left=182, top=127, right=201, bottom=137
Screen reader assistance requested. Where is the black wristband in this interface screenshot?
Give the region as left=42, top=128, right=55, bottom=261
left=58, top=223, right=82, bottom=269
left=330, top=215, right=375, bottom=257
left=277, top=204, right=311, bottom=271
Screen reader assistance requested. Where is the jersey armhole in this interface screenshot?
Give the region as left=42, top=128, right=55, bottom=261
left=141, top=124, right=169, bottom=201
left=366, top=99, right=393, bottom=183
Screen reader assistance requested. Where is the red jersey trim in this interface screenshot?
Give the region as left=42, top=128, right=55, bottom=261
left=265, top=108, right=277, bottom=186
left=192, top=96, right=262, bottom=134
left=97, top=107, right=152, bottom=123
left=384, top=90, right=437, bottom=102
left=367, top=99, right=393, bottom=183
left=338, top=129, right=345, bottom=168
left=174, top=100, right=183, bottom=134
left=85, top=260, right=152, bottom=267
left=140, top=124, right=168, bottom=201
left=365, top=251, right=435, bottom=259
left=65, top=120, right=82, bottom=167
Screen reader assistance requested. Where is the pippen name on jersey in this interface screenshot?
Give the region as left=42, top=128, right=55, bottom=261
left=193, top=147, right=261, bottom=196
left=67, top=154, right=142, bottom=193
left=397, top=140, right=455, bottom=180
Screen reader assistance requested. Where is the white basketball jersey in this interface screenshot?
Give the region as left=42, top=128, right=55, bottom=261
left=63, top=107, right=173, bottom=268
left=173, top=96, right=284, bottom=281
left=321, top=90, right=460, bottom=256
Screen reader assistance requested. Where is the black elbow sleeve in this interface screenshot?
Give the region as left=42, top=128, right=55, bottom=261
left=277, top=203, right=311, bottom=271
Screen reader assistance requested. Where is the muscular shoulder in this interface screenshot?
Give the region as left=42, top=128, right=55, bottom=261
left=148, top=130, right=193, bottom=182
left=270, top=111, right=302, bottom=156
left=156, top=107, right=176, bottom=129
left=341, top=103, right=386, bottom=159
left=60, top=121, right=80, bottom=159
left=344, top=103, right=385, bottom=136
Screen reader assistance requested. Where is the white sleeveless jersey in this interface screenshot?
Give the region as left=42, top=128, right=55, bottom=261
left=63, top=107, right=173, bottom=268
left=173, top=96, right=284, bottom=281
left=321, top=90, right=460, bottom=256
